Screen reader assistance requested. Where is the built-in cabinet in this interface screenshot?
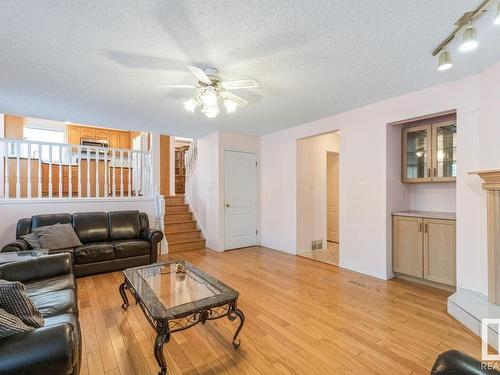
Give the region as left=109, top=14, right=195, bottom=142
left=67, top=125, right=131, bottom=149
left=393, top=212, right=456, bottom=287
left=402, top=119, right=456, bottom=183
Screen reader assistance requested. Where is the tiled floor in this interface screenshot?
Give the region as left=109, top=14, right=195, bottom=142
left=298, top=241, right=339, bottom=265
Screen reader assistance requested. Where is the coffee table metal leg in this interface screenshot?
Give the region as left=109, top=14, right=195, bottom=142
left=228, top=308, right=245, bottom=348
left=119, top=282, right=129, bottom=310
left=154, top=333, right=170, bottom=375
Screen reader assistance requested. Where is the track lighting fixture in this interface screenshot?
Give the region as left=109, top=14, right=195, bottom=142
left=437, top=50, right=453, bottom=71
left=432, top=0, right=499, bottom=71
left=459, top=23, right=479, bottom=52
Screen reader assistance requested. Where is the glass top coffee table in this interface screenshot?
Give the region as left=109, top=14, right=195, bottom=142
left=119, top=260, right=244, bottom=375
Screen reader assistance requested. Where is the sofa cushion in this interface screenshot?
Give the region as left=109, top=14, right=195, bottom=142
left=21, top=232, right=42, bottom=249
left=113, top=239, right=150, bottom=259
left=108, top=211, right=141, bottom=240
left=31, top=213, right=72, bottom=230
left=75, top=242, right=114, bottom=264
left=30, top=289, right=77, bottom=318
left=0, top=280, right=44, bottom=328
left=72, top=212, right=109, bottom=243
left=33, top=224, right=82, bottom=251
left=25, top=274, right=76, bottom=298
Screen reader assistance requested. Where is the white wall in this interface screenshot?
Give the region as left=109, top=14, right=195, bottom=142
left=409, top=183, right=456, bottom=212
left=0, top=198, right=156, bottom=245
left=260, top=63, right=489, bottom=289
left=186, top=131, right=260, bottom=251
left=297, top=132, right=339, bottom=253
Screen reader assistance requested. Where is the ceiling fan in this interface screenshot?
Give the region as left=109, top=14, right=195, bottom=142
left=157, top=66, right=258, bottom=118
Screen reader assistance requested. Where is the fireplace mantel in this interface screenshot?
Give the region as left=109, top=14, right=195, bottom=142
left=470, top=169, right=500, bottom=304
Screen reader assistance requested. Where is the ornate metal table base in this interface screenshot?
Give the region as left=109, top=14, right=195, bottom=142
left=119, top=280, right=245, bottom=375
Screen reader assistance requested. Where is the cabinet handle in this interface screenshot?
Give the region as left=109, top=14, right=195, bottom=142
left=433, top=168, right=437, bottom=177
left=427, top=168, right=431, bottom=177
left=419, top=222, right=422, bottom=232
left=424, top=223, right=428, bottom=233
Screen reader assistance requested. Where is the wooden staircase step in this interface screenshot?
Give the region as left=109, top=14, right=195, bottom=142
left=165, top=221, right=197, bottom=233
left=165, top=195, right=185, bottom=206
left=166, top=229, right=203, bottom=244
left=168, top=239, right=206, bottom=253
left=165, top=204, right=189, bottom=213
left=165, top=212, right=193, bottom=222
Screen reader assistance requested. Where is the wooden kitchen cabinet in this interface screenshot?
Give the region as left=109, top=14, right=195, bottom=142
left=119, top=132, right=130, bottom=149
left=95, top=129, right=109, bottom=141
left=393, top=213, right=456, bottom=287
left=402, top=117, right=456, bottom=183
left=66, top=125, right=132, bottom=150
left=109, top=131, right=120, bottom=149
left=80, top=127, right=96, bottom=140
left=67, top=126, right=81, bottom=145
left=393, top=216, right=424, bottom=277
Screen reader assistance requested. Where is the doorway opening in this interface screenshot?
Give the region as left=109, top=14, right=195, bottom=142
left=296, top=131, right=340, bottom=265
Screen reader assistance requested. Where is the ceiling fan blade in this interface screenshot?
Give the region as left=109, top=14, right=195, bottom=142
left=220, top=79, right=259, bottom=89
left=156, top=84, right=196, bottom=88
left=220, top=91, right=248, bottom=106
left=187, top=66, right=212, bottom=85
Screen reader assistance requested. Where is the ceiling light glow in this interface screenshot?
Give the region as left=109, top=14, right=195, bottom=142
left=495, top=2, right=500, bottom=25
left=202, top=103, right=220, bottom=118
left=202, top=87, right=218, bottom=106
left=224, top=99, right=238, bottom=113
left=183, top=98, right=197, bottom=112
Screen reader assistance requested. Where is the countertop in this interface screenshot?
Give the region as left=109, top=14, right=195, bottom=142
left=392, top=210, right=456, bottom=220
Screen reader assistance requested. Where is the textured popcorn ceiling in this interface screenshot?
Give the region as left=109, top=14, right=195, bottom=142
left=0, top=0, right=499, bottom=137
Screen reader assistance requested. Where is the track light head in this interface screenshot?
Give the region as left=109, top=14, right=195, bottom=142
left=437, top=50, right=453, bottom=71
left=459, top=24, right=479, bottom=52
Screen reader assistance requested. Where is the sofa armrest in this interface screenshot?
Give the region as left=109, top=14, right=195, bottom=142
left=1, top=239, right=30, bottom=253
left=0, top=323, right=76, bottom=375
left=0, top=253, right=73, bottom=282
left=431, top=350, right=500, bottom=374
left=141, top=228, right=164, bottom=263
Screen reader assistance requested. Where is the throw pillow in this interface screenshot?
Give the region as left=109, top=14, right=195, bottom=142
left=0, top=308, right=34, bottom=339
left=0, top=280, right=44, bottom=328
left=21, top=232, right=42, bottom=250
left=33, top=223, right=82, bottom=250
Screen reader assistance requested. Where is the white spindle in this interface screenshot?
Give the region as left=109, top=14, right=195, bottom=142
left=48, top=145, right=53, bottom=199
left=37, top=144, right=42, bottom=198
left=68, top=146, right=72, bottom=198
left=95, top=148, right=100, bottom=198
left=103, top=149, right=108, bottom=197
left=127, top=151, right=132, bottom=197
left=58, top=146, right=63, bottom=198
left=134, top=151, right=139, bottom=197
left=27, top=143, right=32, bottom=199
left=120, top=150, right=124, bottom=198
left=15, top=142, right=20, bottom=199
left=4, top=141, right=10, bottom=198
left=112, top=149, right=116, bottom=197
left=77, top=147, right=82, bottom=198
left=86, top=147, right=90, bottom=198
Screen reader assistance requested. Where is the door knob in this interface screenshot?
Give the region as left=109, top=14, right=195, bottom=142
left=225, top=203, right=230, bottom=207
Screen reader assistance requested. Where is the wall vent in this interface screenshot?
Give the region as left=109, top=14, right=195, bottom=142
left=311, top=240, right=323, bottom=251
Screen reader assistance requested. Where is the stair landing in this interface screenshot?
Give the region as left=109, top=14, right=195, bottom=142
left=164, top=195, right=206, bottom=253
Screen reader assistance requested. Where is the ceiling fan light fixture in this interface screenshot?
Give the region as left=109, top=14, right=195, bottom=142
left=437, top=50, right=453, bottom=71
left=202, top=103, right=220, bottom=118
left=202, top=87, right=218, bottom=106
left=183, top=98, right=198, bottom=112
left=459, top=24, right=478, bottom=52
left=224, top=99, right=238, bottom=113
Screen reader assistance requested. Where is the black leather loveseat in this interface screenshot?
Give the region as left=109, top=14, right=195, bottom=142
left=1, top=211, right=163, bottom=277
left=0, top=253, right=81, bottom=375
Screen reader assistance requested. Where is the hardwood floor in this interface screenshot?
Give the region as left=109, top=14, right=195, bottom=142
left=77, top=246, right=481, bottom=375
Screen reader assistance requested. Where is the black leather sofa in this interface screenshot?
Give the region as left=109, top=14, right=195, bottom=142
left=432, top=350, right=500, bottom=374
left=1, top=210, right=163, bottom=277
left=0, top=253, right=80, bottom=375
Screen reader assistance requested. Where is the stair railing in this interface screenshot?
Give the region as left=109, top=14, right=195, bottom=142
left=184, top=139, right=198, bottom=183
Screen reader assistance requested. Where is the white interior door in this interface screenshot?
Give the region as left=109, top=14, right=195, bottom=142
left=327, top=152, right=339, bottom=243
left=224, top=150, right=257, bottom=250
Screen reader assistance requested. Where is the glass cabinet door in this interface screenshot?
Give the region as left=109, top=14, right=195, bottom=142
left=403, top=125, right=432, bottom=182
left=432, top=121, right=456, bottom=181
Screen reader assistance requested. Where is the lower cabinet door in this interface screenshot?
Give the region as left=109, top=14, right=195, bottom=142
left=393, top=216, right=423, bottom=277
left=423, top=219, right=456, bottom=286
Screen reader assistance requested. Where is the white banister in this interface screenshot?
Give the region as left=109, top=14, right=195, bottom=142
left=0, top=138, right=152, bottom=200
left=86, top=146, right=90, bottom=198
left=185, top=139, right=198, bottom=183
left=48, top=145, right=53, bottom=199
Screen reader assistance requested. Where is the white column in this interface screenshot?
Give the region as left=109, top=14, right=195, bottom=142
left=151, top=132, right=161, bottom=197
left=27, top=143, right=32, bottom=199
